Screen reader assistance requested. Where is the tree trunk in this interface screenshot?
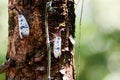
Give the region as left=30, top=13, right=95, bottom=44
left=2, top=0, right=75, bottom=79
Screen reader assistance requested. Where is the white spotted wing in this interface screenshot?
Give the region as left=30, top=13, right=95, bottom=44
left=18, top=14, right=30, bottom=39
left=53, top=36, right=61, bottom=58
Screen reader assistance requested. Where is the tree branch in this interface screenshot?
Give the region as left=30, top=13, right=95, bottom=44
left=0, top=59, right=11, bottom=74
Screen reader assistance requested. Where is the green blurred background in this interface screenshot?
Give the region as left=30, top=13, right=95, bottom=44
left=0, top=0, right=120, bottom=80
left=0, top=0, right=8, bottom=80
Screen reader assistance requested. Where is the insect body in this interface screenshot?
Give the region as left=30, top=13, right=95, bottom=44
left=18, top=14, right=30, bottom=39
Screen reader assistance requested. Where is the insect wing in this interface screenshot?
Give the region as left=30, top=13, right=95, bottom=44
left=53, top=37, right=62, bottom=58
left=18, top=14, right=29, bottom=39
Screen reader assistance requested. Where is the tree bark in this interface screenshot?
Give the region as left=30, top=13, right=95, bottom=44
left=3, top=0, right=75, bottom=79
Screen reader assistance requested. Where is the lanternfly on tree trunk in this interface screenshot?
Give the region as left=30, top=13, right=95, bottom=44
left=0, top=0, right=76, bottom=80
left=12, top=7, right=30, bottom=39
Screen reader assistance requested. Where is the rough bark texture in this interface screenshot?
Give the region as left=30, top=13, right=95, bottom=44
left=6, top=0, right=75, bottom=79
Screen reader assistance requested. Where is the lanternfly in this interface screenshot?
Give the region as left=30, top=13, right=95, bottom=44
left=53, top=28, right=64, bottom=58
left=13, top=7, right=30, bottom=39
left=18, top=14, right=30, bottom=39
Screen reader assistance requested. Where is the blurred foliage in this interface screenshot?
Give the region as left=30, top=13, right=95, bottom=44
left=0, top=0, right=8, bottom=80
left=0, top=0, right=120, bottom=80
left=75, top=0, right=120, bottom=80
